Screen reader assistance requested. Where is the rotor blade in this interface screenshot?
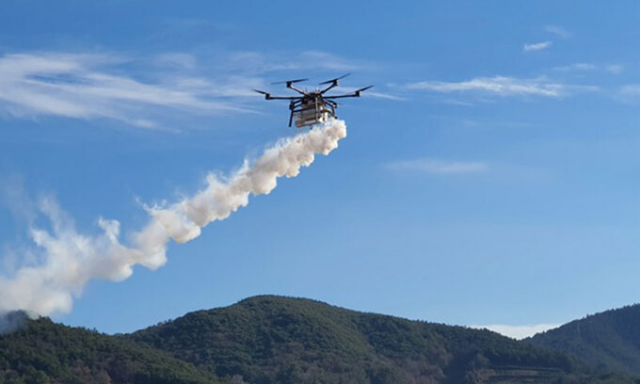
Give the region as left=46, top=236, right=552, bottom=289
left=271, top=78, right=308, bottom=85
left=253, top=89, right=269, bottom=95
left=356, top=85, right=374, bottom=92
left=319, top=73, right=351, bottom=85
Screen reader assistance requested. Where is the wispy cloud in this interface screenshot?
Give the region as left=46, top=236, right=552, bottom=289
left=606, top=64, right=624, bottom=74
left=471, top=323, right=560, bottom=340
left=223, top=50, right=366, bottom=75
left=297, top=51, right=362, bottom=72
left=0, top=52, right=254, bottom=128
left=155, top=53, right=198, bottom=70
left=544, top=25, right=572, bottom=39
left=523, top=41, right=552, bottom=52
left=386, top=159, right=489, bottom=174
left=553, top=63, right=597, bottom=72
left=441, top=99, right=475, bottom=107
left=616, top=85, right=640, bottom=103
left=404, top=76, right=572, bottom=97
left=336, top=86, right=402, bottom=101
left=0, top=50, right=375, bottom=129
left=364, top=91, right=404, bottom=101
left=554, top=62, right=624, bottom=75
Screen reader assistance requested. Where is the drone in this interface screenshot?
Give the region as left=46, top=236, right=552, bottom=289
left=254, top=74, right=373, bottom=128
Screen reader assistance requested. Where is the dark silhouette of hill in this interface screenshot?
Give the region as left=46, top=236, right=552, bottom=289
left=529, top=304, right=640, bottom=375
left=130, top=295, right=633, bottom=384
left=0, top=314, right=218, bottom=384
left=1, top=295, right=637, bottom=384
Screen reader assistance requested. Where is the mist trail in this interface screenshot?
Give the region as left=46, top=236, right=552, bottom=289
left=0, top=119, right=347, bottom=325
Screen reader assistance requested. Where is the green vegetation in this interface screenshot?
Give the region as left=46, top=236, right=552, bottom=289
left=529, top=304, right=640, bottom=375
left=0, top=314, right=218, bottom=384
left=130, top=295, right=636, bottom=384
left=2, top=295, right=638, bottom=384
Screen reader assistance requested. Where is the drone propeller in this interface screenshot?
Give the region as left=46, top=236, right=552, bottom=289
left=253, top=89, right=269, bottom=95
left=356, top=85, right=374, bottom=93
left=319, top=73, right=351, bottom=85
left=271, top=78, right=308, bottom=85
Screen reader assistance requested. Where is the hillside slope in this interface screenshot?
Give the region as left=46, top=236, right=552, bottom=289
left=529, top=304, right=640, bottom=375
left=130, top=295, right=630, bottom=384
left=2, top=296, right=638, bottom=384
left=0, top=312, right=218, bottom=384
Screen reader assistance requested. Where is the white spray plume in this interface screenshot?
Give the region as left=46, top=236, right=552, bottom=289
left=0, top=119, right=347, bottom=320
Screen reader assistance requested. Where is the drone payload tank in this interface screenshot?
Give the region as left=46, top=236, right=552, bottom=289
left=293, top=99, right=334, bottom=128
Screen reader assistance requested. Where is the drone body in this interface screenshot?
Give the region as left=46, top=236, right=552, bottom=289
left=254, top=74, right=373, bottom=128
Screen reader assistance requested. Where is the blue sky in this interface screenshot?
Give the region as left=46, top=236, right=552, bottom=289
left=1, top=1, right=639, bottom=338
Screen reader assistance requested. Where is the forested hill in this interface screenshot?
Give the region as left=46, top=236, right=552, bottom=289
left=528, top=303, right=640, bottom=375
left=129, top=295, right=633, bottom=384
left=1, top=295, right=638, bottom=384
left=0, top=314, right=219, bottom=384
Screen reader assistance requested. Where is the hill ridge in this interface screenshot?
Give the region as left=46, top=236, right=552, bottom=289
left=0, top=295, right=636, bottom=384
left=130, top=295, right=619, bottom=384
left=529, top=302, right=640, bottom=375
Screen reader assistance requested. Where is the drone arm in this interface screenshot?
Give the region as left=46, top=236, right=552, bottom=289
left=324, top=93, right=359, bottom=99
left=324, top=85, right=374, bottom=99
left=269, top=96, right=302, bottom=100
left=318, top=81, right=338, bottom=94
left=318, top=74, right=350, bottom=94
left=287, top=84, right=308, bottom=95
left=254, top=89, right=301, bottom=100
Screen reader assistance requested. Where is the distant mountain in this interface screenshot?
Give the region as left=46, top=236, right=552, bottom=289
left=528, top=303, right=640, bottom=375
left=1, top=295, right=637, bottom=384
left=129, top=295, right=631, bottom=384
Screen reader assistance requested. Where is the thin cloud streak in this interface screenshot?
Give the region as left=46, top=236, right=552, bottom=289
left=0, top=52, right=251, bottom=128
left=544, top=25, right=572, bottom=39
left=0, top=50, right=379, bottom=127
left=404, top=76, right=568, bottom=97
left=615, top=84, right=640, bottom=103
left=223, top=50, right=367, bottom=75
left=523, top=41, right=552, bottom=52
left=337, top=86, right=403, bottom=101
left=553, top=63, right=597, bottom=72
left=471, top=323, right=561, bottom=340
left=554, top=62, right=624, bottom=75
left=386, top=159, right=489, bottom=174
left=606, top=64, right=624, bottom=74
left=365, top=91, right=404, bottom=101
left=298, top=51, right=362, bottom=72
